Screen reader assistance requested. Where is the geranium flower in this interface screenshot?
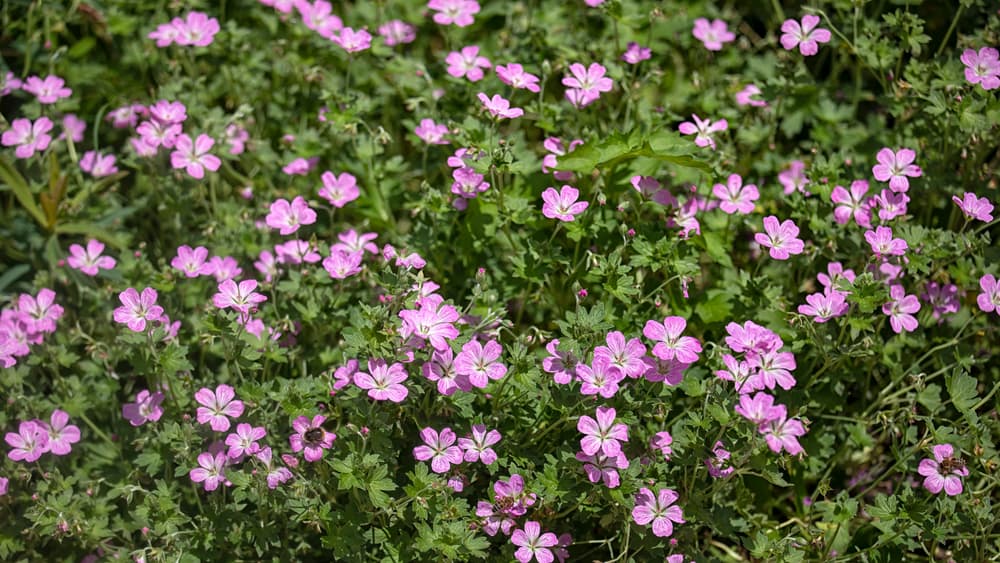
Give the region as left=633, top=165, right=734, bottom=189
left=705, top=441, right=734, bottom=478
left=354, top=359, right=409, bottom=402
left=778, top=159, right=810, bottom=196
left=297, top=0, right=343, bottom=38
left=576, top=356, right=625, bottom=398
left=735, top=392, right=785, bottom=425
left=632, top=487, right=684, bottom=537
left=212, top=279, right=267, bottom=314
left=830, top=180, right=872, bottom=227
left=562, top=63, right=613, bottom=108
left=379, top=20, right=416, bottom=46
left=61, top=114, right=86, bottom=142
left=643, top=316, right=702, bottom=364
left=172, top=245, right=212, bottom=277
left=113, top=287, right=164, bottom=332
left=923, top=282, right=960, bottom=321
left=194, top=384, right=244, bottom=432
left=428, top=0, right=480, bottom=27
left=678, top=114, right=727, bottom=149
left=446, top=46, right=491, bottom=81
left=542, top=137, right=583, bottom=181
left=1, top=71, right=22, bottom=95
left=593, top=331, right=649, bottom=379
left=458, top=424, right=501, bottom=464
left=289, top=415, right=336, bottom=462
left=762, top=415, right=807, bottom=455
left=864, top=226, right=907, bottom=257
left=952, top=192, right=994, bottom=223
left=413, top=427, right=463, bottom=473
left=511, top=521, right=559, bottom=563
left=872, top=148, right=921, bottom=192
left=21, top=75, right=72, bottom=103
left=255, top=447, right=294, bottom=489
left=189, top=451, right=229, bottom=491
left=755, top=216, right=805, bottom=260
left=735, top=84, right=767, bottom=107
left=651, top=432, right=673, bottom=460
left=17, top=288, right=63, bottom=334
left=5, top=421, right=50, bottom=462
left=746, top=348, right=797, bottom=391
left=621, top=42, right=651, bottom=64
left=575, top=451, right=629, bottom=488
left=960, top=47, right=1000, bottom=91
left=319, top=171, right=360, bottom=208
left=712, top=174, right=759, bottom=215
left=122, top=389, right=165, bottom=426
left=265, top=196, right=317, bottom=235
left=322, top=250, right=364, bottom=279
left=333, top=27, right=372, bottom=53
left=798, top=290, right=849, bottom=323
left=149, top=100, right=187, bottom=124
left=224, top=424, right=265, bottom=459
left=454, top=339, right=507, bottom=388
left=495, top=63, right=540, bottom=92
left=917, top=444, right=969, bottom=496
left=79, top=151, right=119, bottom=178
left=977, top=274, right=1000, bottom=315
left=478, top=93, right=523, bottom=119
left=780, top=14, right=831, bottom=56
left=883, top=285, right=920, bottom=334
left=577, top=406, right=628, bottom=457
left=1, top=117, right=53, bottom=159
left=692, top=18, right=735, bottom=51
left=37, top=409, right=81, bottom=456
left=399, top=295, right=461, bottom=351
left=170, top=134, right=221, bottom=179
left=541, top=185, right=588, bottom=221
left=174, top=12, right=220, bottom=47
left=872, top=188, right=909, bottom=221
left=414, top=118, right=450, bottom=145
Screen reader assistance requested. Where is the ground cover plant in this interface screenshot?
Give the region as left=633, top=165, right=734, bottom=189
left=1, top=0, right=999, bottom=561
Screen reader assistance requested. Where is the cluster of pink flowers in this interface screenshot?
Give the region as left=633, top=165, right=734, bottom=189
left=1, top=289, right=65, bottom=368
left=148, top=12, right=221, bottom=47
left=128, top=99, right=222, bottom=179
left=735, top=392, right=807, bottom=455
left=412, top=424, right=501, bottom=473
left=5, top=410, right=81, bottom=462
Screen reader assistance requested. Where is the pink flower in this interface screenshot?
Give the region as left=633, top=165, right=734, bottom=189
left=817, top=262, right=856, bottom=292
left=413, top=427, right=464, bottom=473
left=562, top=63, right=613, bottom=108
left=917, top=444, right=969, bottom=496
left=136, top=119, right=181, bottom=149
left=68, top=239, right=116, bottom=276
left=256, top=447, right=294, bottom=489
left=746, top=349, right=797, bottom=391
left=17, top=288, right=63, bottom=335
left=780, top=15, right=831, bottom=56
left=621, top=42, right=652, bottom=64
left=762, top=415, right=807, bottom=455
left=632, top=488, right=684, bottom=537
left=593, top=331, right=649, bottom=379
left=872, top=148, right=921, bottom=192
left=715, top=354, right=754, bottom=393
left=225, top=124, right=249, bottom=155
left=960, top=47, right=1000, bottom=91
left=422, top=347, right=470, bottom=395
left=354, top=359, right=409, bottom=402
left=148, top=20, right=181, bottom=46
left=79, top=151, right=119, bottom=178
left=712, top=174, right=758, bottom=215
left=872, top=188, right=909, bottom=222
left=755, top=216, right=805, bottom=260
left=21, top=75, right=72, bottom=104
left=830, top=180, right=872, bottom=227
left=978, top=274, right=1000, bottom=315
left=322, top=250, right=364, bottom=279
left=265, top=196, right=317, bottom=235
left=705, top=441, right=734, bottom=478
left=149, top=100, right=188, bottom=124
left=37, top=410, right=81, bottom=456
left=297, top=1, right=342, bottom=38
left=651, top=431, right=673, bottom=460
left=458, top=424, right=501, bottom=464
left=1, top=71, right=22, bottom=96
left=542, top=339, right=577, bottom=385
left=541, top=185, right=588, bottom=221
left=428, top=0, right=480, bottom=27
left=113, top=287, right=164, bottom=332
left=864, top=226, right=907, bottom=257
left=282, top=156, right=319, bottom=175
left=5, top=421, right=49, bottom=462
left=577, top=406, right=628, bottom=457
left=692, top=18, right=735, bottom=51
left=189, top=452, right=229, bottom=491
left=511, top=521, right=559, bottom=563
left=778, top=159, right=810, bottom=196
left=122, top=389, right=165, bottom=426
left=576, top=451, right=629, bottom=488
left=923, top=282, right=961, bottom=321
left=735, top=84, right=767, bottom=107
left=275, top=239, right=321, bottom=264
left=952, top=192, right=994, bottom=222
left=477, top=93, right=523, bottom=119
left=576, top=356, right=625, bottom=398
left=2, top=117, right=53, bottom=159
left=212, top=279, right=267, bottom=314
left=379, top=20, right=416, bottom=46
left=883, top=285, right=920, bottom=334
left=194, top=384, right=245, bottom=432
left=798, top=291, right=849, bottom=323
left=289, top=415, right=335, bottom=462
left=678, top=114, right=727, bottom=149
left=454, top=339, right=507, bottom=388
left=414, top=118, right=450, bottom=145
left=643, top=316, right=702, bottom=364
left=451, top=167, right=490, bottom=199
left=170, top=134, right=221, bottom=179
left=174, top=12, right=221, bottom=47
left=106, top=103, right=147, bottom=129
left=735, top=392, right=785, bottom=425
left=446, top=46, right=491, bottom=81
left=319, top=171, right=360, bottom=208
left=172, top=245, right=212, bottom=277
left=399, top=295, right=461, bottom=351
left=495, top=63, right=540, bottom=92
left=333, top=27, right=372, bottom=53
left=61, top=114, right=86, bottom=142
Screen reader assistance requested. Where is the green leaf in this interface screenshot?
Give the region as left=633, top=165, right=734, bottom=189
left=916, top=383, right=942, bottom=412
left=555, top=130, right=709, bottom=174
left=55, top=222, right=129, bottom=250
left=0, top=155, right=47, bottom=228
left=946, top=372, right=979, bottom=415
